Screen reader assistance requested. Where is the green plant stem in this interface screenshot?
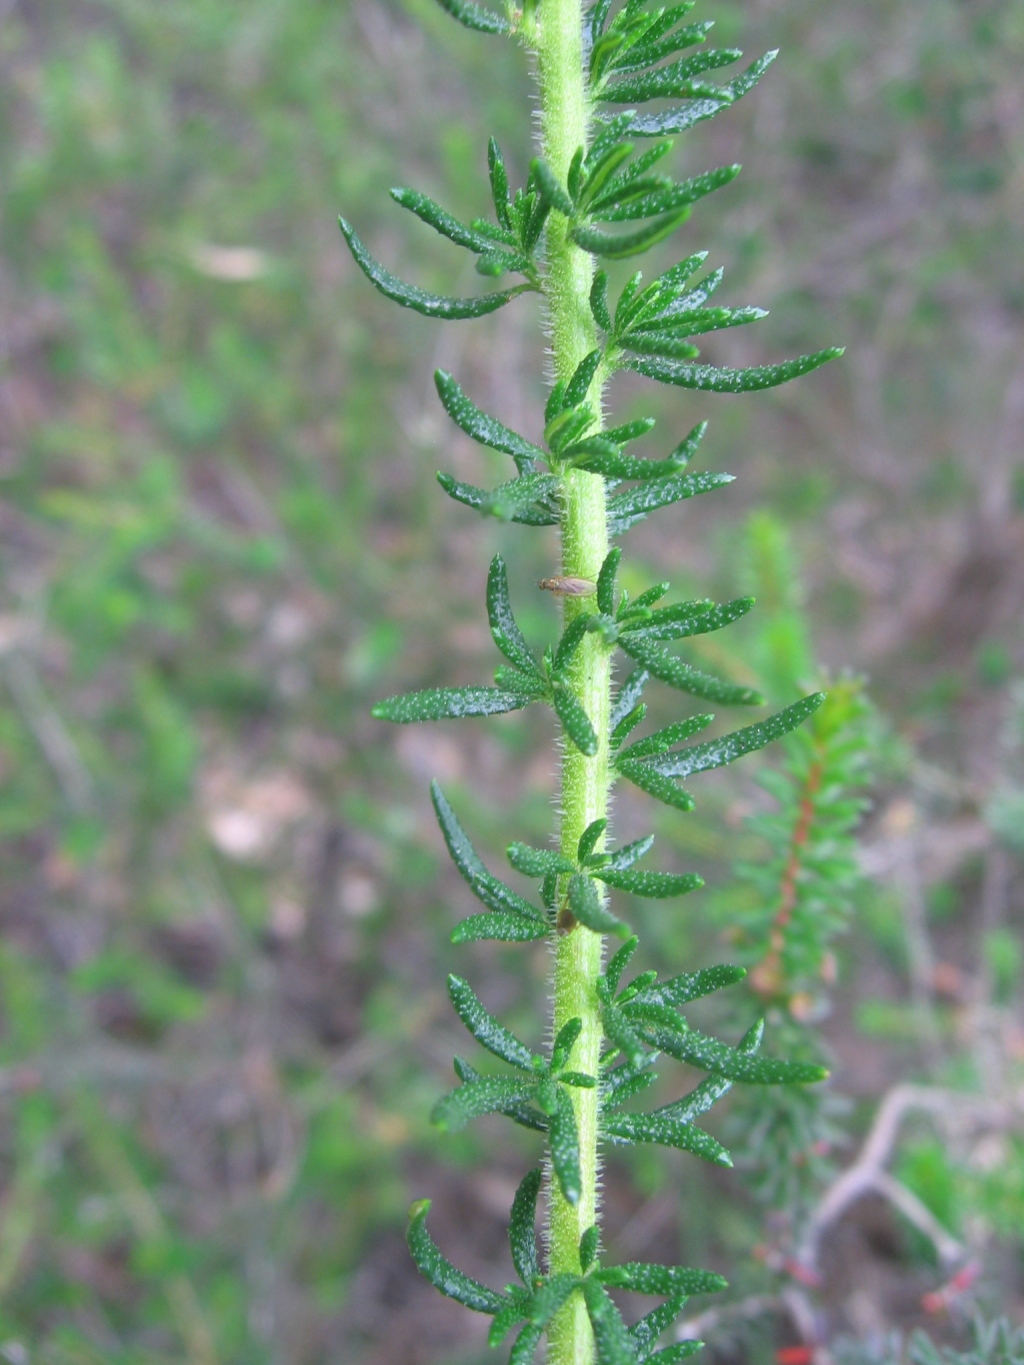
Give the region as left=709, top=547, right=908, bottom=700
left=536, top=5, right=609, bottom=1364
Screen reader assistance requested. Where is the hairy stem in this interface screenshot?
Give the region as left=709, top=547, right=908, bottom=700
left=535, top=4, right=609, bottom=1363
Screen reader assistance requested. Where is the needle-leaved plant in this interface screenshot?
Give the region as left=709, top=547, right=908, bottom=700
left=341, top=1, right=843, bottom=1361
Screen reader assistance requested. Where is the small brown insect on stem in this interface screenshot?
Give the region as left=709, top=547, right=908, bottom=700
left=539, top=577, right=597, bottom=596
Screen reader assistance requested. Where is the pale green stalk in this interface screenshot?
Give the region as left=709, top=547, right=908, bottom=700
left=535, top=4, right=610, bottom=1362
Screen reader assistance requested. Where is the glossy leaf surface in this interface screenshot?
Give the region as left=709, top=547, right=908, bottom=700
left=339, top=217, right=527, bottom=319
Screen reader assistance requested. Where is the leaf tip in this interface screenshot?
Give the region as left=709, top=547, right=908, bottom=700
left=408, top=1198, right=432, bottom=1223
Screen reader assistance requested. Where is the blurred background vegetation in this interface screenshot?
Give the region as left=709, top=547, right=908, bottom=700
left=0, top=0, right=1022, bottom=1361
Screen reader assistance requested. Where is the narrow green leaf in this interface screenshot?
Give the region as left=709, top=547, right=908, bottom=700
left=373, top=685, right=532, bottom=723
left=604, top=416, right=657, bottom=444
left=549, top=1086, right=582, bottom=1205
left=623, top=334, right=701, bottom=361
left=629, top=1292, right=690, bottom=1359
left=623, top=597, right=753, bottom=644
left=536, top=1076, right=559, bottom=1116
left=432, top=0, right=510, bottom=33
left=532, top=157, right=575, bottom=216
left=581, top=140, right=635, bottom=206
left=636, top=964, right=747, bottom=1010
left=611, top=704, right=647, bottom=749
left=603, top=47, right=743, bottom=104
left=612, top=97, right=729, bottom=140
left=591, top=269, right=612, bottom=331
left=587, top=111, right=633, bottom=164
left=561, top=1070, right=597, bottom=1088
left=620, top=998, right=689, bottom=1033
left=489, top=137, right=513, bottom=230
left=613, top=268, right=646, bottom=332
left=552, top=1016, right=584, bottom=1072
left=452, top=911, right=550, bottom=944
left=564, top=434, right=622, bottom=466
left=568, top=145, right=586, bottom=201
left=603, top=48, right=779, bottom=137
left=447, top=974, right=535, bottom=1070
left=529, top=1272, right=581, bottom=1326
left=508, top=843, right=576, bottom=877
left=588, top=140, right=674, bottom=209
left=650, top=1026, right=829, bottom=1084
left=455, top=1058, right=549, bottom=1130
left=598, top=1263, right=727, bottom=1297
left=626, top=583, right=673, bottom=613
left=488, top=555, right=542, bottom=676
left=653, top=1072, right=733, bottom=1129
left=437, top=470, right=560, bottom=524
left=593, top=165, right=740, bottom=222
left=597, top=547, right=622, bottom=615
left=664, top=420, right=707, bottom=464
left=611, top=18, right=714, bottom=73
left=432, top=783, right=547, bottom=922
left=431, top=1075, right=537, bottom=1131
left=604, top=835, right=656, bottom=872
left=340, top=217, right=527, bottom=319
left=617, top=968, right=659, bottom=1000
left=601, top=1111, right=731, bottom=1165
left=606, top=470, right=734, bottom=536
left=568, top=874, right=631, bottom=938
left=629, top=305, right=766, bottom=340
left=566, top=348, right=604, bottom=407
left=541, top=872, right=558, bottom=910
left=435, top=370, right=546, bottom=470
left=470, top=215, right=519, bottom=247
left=618, top=638, right=763, bottom=705
left=489, top=1296, right=531, bottom=1350
left=582, top=1278, right=639, bottom=1365
left=725, top=46, right=779, bottom=93
left=486, top=472, right=562, bottom=521
left=601, top=999, right=647, bottom=1067
left=605, top=935, right=640, bottom=995
left=407, top=1200, right=509, bottom=1313
left=580, top=1225, right=600, bottom=1273
left=595, top=868, right=702, bottom=898
left=648, top=1343, right=705, bottom=1365
left=651, top=266, right=724, bottom=318
left=616, top=760, right=695, bottom=813
left=573, top=210, right=692, bottom=261
left=617, top=715, right=714, bottom=762
left=545, top=403, right=595, bottom=451
left=625, top=347, right=845, bottom=392
left=521, top=190, right=552, bottom=253
left=610, top=669, right=649, bottom=731
left=510, top=1320, right=544, bottom=1365
left=390, top=187, right=501, bottom=254
left=614, top=255, right=707, bottom=334
left=638, top=693, right=826, bottom=777
left=602, top=1062, right=659, bottom=1109
left=554, top=686, right=600, bottom=757
left=573, top=446, right=690, bottom=481
left=555, top=617, right=592, bottom=677
left=494, top=665, right=549, bottom=698
left=509, top=1169, right=543, bottom=1285
left=476, top=248, right=529, bottom=277
left=578, top=818, right=608, bottom=865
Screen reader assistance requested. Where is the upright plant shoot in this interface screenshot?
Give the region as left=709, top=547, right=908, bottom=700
left=341, top=1, right=843, bottom=1361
